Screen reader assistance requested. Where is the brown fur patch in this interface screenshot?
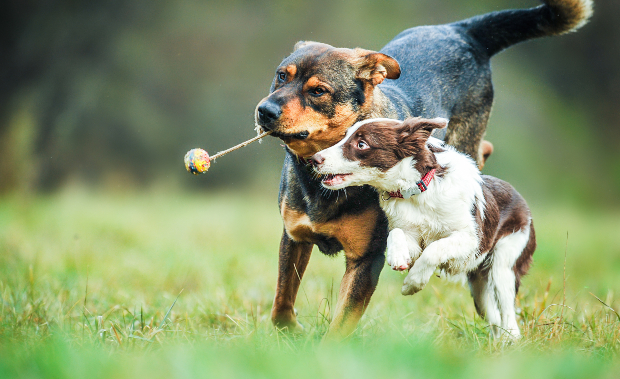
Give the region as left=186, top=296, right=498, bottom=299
left=326, top=251, right=384, bottom=339
left=284, top=103, right=359, bottom=157
left=327, top=270, right=364, bottom=338
left=282, top=202, right=380, bottom=259
left=303, top=76, right=329, bottom=91
left=271, top=229, right=313, bottom=332
left=335, top=48, right=401, bottom=114
left=513, top=219, right=536, bottom=292
left=475, top=177, right=533, bottom=253
left=474, top=187, right=500, bottom=256
left=349, top=48, right=401, bottom=85
left=285, top=64, right=297, bottom=79
left=281, top=205, right=314, bottom=242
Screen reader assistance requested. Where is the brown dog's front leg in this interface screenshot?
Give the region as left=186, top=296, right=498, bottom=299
left=271, top=230, right=313, bottom=333
left=325, top=252, right=384, bottom=339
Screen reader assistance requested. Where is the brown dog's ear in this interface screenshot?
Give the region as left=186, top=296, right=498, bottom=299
left=397, top=117, right=448, bottom=143
left=354, top=49, right=401, bottom=86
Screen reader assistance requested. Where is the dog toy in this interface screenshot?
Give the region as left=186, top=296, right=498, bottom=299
left=184, top=130, right=272, bottom=174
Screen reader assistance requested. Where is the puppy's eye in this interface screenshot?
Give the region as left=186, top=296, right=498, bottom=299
left=310, top=87, right=326, bottom=97
left=277, top=72, right=286, bottom=82
left=357, top=140, right=369, bottom=150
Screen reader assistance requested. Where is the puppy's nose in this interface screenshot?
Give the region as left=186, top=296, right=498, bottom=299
left=257, top=101, right=282, bottom=124
left=310, top=153, right=324, bottom=167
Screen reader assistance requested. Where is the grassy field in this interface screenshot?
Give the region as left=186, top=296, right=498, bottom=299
left=0, top=187, right=619, bottom=378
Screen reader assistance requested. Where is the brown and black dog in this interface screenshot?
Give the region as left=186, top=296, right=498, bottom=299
left=254, top=0, right=592, bottom=338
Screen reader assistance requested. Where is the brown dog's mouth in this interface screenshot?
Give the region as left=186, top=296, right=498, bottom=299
left=321, top=173, right=351, bottom=187
left=256, top=123, right=309, bottom=141
left=271, top=130, right=309, bottom=141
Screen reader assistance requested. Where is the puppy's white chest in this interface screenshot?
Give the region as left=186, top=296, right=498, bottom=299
left=382, top=200, right=451, bottom=241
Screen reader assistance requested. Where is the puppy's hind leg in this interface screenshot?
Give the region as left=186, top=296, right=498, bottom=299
left=468, top=269, right=502, bottom=339
left=487, top=227, right=533, bottom=339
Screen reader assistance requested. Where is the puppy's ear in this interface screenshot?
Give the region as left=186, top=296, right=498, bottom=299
left=354, top=49, right=401, bottom=86
left=397, top=117, right=448, bottom=143
left=294, top=40, right=320, bottom=51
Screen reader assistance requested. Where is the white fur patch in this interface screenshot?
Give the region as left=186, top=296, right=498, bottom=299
left=386, top=228, right=410, bottom=271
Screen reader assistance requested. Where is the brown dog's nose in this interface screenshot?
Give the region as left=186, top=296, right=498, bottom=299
left=310, top=153, right=324, bottom=167
left=257, top=101, right=282, bottom=125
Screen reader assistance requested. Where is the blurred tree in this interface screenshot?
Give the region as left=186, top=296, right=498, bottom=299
left=0, top=0, right=172, bottom=191
left=0, top=0, right=617, bottom=205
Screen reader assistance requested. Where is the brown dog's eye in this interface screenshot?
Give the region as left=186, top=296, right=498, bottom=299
left=357, top=140, right=369, bottom=150
left=277, top=72, right=286, bottom=82
left=310, top=87, right=326, bottom=97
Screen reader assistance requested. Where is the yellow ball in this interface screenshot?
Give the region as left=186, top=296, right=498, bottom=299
left=184, top=148, right=211, bottom=174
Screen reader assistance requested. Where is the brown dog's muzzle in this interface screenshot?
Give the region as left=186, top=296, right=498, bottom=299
left=255, top=98, right=310, bottom=142
left=256, top=100, right=282, bottom=127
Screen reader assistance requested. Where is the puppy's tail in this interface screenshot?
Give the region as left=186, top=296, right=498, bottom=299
left=457, top=0, right=593, bottom=57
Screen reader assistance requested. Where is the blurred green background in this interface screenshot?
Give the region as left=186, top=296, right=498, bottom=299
left=1, top=0, right=618, bottom=208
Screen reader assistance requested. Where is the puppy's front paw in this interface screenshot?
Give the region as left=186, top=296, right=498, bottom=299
left=401, top=275, right=426, bottom=295
left=386, top=228, right=410, bottom=271
left=401, top=267, right=433, bottom=295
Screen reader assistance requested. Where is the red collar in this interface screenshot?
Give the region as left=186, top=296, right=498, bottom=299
left=385, top=169, right=436, bottom=199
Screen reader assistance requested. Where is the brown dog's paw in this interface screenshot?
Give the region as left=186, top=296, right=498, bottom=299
left=272, top=314, right=304, bottom=334
left=282, top=321, right=304, bottom=334
left=273, top=320, right=304, bottom=334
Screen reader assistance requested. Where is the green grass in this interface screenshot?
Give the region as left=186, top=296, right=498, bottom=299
left=0, top=186, right=619, bottom=378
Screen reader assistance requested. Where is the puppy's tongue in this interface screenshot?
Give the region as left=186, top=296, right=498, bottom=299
left=322, top=174, right=350, bottom=186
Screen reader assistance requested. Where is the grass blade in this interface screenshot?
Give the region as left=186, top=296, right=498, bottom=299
left=158, top=289, right=184, bottom=330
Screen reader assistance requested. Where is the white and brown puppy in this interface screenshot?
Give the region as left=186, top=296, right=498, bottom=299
left=311, top=117, right=536, bottom=338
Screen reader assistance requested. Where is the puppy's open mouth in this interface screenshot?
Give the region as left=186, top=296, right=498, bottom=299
left=321, top=173, right=351, bottom=187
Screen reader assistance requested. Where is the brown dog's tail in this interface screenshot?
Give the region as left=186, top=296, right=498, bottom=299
left=457, top=0, right=593, bottom=57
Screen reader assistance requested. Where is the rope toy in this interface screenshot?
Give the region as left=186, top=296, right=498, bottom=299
left=184, top=131, right=272, bottom=174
